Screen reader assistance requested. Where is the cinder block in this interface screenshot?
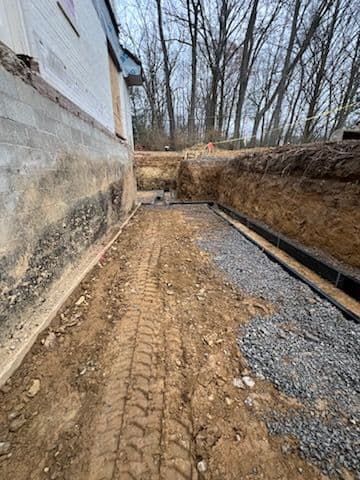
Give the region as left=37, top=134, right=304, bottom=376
left=2, top=96, right=36, bottom=128
left=81, top=131, right=93, bottom=147
left=0, top=143, right=32, bottom=170
left=70, top=127, right=83, bottom=145
left=29, top=148, right=55, bottom=170
left=17, top=80, right=62, bottom=122
left=33, top=109, right=60, bottom=135
left=0, top=175, right=10, bottom=193
left=26, top=127, right=60, bottom=152
left=60, top=109, right=83, bottom=130
left=56, top=122, right=73, bottom=143
left=0, top=117, right=29, bottom=145
left=0, top=68, right=19, bottom=98
left=15, top=78, right=39, bottom=103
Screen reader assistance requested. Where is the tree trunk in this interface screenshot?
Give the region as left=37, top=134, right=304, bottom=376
left=187, top=0, right=200, bottom=140
left=233, top=0, right=259, bottom=146
left=156, top=0, right=176, bottom=148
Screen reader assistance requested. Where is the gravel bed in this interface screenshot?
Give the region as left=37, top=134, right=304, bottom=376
left=195, top=210, right=360, bottom=478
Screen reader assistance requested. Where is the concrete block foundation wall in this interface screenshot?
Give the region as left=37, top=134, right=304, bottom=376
left=0, top=45, right=136, bottom=326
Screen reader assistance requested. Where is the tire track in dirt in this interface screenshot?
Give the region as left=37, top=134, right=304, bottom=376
left=1, top=206, right=332, bottom=480
left=88, top=213, right=195, bottom=480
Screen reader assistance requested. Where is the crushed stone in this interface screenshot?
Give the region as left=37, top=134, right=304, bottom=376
left=197, top=212, right=360, bottom=477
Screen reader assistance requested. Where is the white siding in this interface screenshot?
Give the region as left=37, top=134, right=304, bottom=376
left=0, top=0, right=30, bottom=54
left=20, top=0, right=115, bottom=132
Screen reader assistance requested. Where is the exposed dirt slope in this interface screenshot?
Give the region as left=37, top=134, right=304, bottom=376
left=177, top=141, right=360, bottom=271
left=0, top=206, right=329, bottom=480
left=135, top=151, right=183, bottom=190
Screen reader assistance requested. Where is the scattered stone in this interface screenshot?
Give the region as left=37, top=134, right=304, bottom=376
left=9, top=415, right=26, bottom=432
left=197, top=460, right=207, bottom=473
left=242, top=376, right=255, bottom=388
left=75, top=295, right=85, bottom=306
left=281, top=443, right=291, bottom=454
left=8, top=411, right=21, bottom=421
left=233, top=377, right=245, bottom=389
left=42, top=332, right=56, bottom=348
left=78, top=367, right=87, bottom=376
left=225, top=397, right=233, bottom=406
left=27, top=379, right=41, bottom=398
left=244, top=396, right=253, bottom=408
left=166, top=290, right=174, bottom=295
left=198, top=216, right=360, bottom=476
left=0, top=442, right=11, bottom=456
left=64, top=319, right=79, bottom=328
left=44, top=466, right=50, bottom=473
left=303, top=331, right=319, bottom=343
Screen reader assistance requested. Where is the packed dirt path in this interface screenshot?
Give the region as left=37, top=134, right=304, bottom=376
left=0, top=206, right=332, bottom=480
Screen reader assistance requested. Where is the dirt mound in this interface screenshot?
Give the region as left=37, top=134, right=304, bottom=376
left=229, top=141, right=360, bottom=180
left=135, top=151, right=183, bottom=190
left=177, top=141, right=360, bottom=271
left=177, top=157, right=230, bottom=199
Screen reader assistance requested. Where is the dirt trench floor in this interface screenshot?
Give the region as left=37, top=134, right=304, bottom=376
left=0, top=206, right=331, bottom=480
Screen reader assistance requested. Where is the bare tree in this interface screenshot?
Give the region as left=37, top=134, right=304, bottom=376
left=156, top=0, right=176, bottom=147
left=119, top=0, right=360, bottom=149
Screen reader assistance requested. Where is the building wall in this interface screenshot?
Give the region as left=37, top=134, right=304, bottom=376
left=0, top=0, right=137, bottom=142
left=0, top=45, right=137, bottom=327
left=0, top=0, right=30, bottom=54
left=20, top=0, right=115, bottom=132
left=119, top=74, right=134, bottom=148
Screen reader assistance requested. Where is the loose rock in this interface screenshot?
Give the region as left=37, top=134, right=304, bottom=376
left=9, top=415, right=26, bottom=432
left=242, top=376, right=255, bottom=388
left=0, top=441, right=11, bottom=456
left=75, top=295, right=85, bottom=306
left=198, top=215, right=360, bottom=476
left=197, top=460, right=207, bottom=473
left=42, top=332, right=56, bottom=348
left=233, top=377, right=245, bottom=389
left=27, top=379, right=41, bottom=398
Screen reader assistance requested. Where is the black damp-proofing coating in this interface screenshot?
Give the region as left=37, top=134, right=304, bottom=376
left=216, top=203, right=360, bottom=303
left=209, top=203, right=359, bottom=323
left=169, top=199, right=215, bottom=206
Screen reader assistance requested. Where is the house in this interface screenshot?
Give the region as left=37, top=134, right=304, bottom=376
left=0, top=0, right=142, bottom=333
left=0, top=0, right=142, bottom=147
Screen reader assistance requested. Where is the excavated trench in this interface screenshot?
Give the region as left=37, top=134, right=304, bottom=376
left=0, top=203, right=359, bottom=480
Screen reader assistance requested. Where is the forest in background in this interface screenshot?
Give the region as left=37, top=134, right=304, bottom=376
left=115, top=0, right=360, bottom=149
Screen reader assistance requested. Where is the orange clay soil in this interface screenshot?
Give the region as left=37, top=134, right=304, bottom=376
left=177, top=141, right=360, bottom=273
left=0, top=206, right=333, bottom=480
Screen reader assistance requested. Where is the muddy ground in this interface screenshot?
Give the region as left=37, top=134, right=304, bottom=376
left=0, top=206, right=347, bottom=479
